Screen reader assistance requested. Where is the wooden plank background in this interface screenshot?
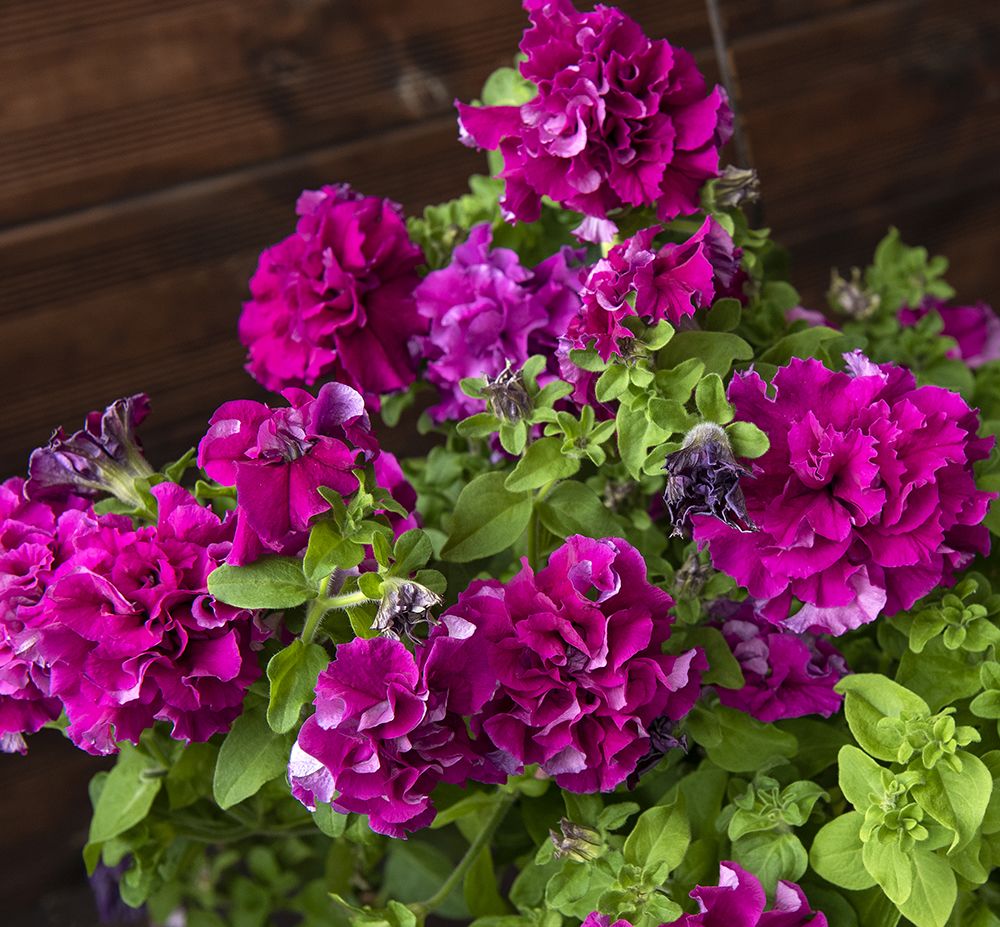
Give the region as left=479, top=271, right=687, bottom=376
left=1, top=0, right=998, bottom=922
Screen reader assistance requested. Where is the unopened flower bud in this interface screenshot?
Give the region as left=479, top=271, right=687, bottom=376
left=26, top=394, right=154, bottom=505
left=663, top=423, right=754, bottom=539
left=828, top=268, right=880, bottom=320
left=372, top=580, right=442, bottom=642
left=714, top=165, right=760, bottom=208
left=482, top=365, right=532, bottom=423
left=550, top=818, right=603, bottom=862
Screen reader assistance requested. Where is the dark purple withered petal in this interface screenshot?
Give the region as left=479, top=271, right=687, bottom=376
left=627, top=716, right=689, bottom=788
left=663, top=423, right=754, bottom=538
left=26, top=394, right=152, bottom=501
left=373, top=581, right=442, bottom=642
left=89, top=860, right=145, bottom=925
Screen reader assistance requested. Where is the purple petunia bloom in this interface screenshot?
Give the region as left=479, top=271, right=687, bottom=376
left=567, top=219, right=744, bottom=359
left=430, top=535, right=705, bottom=792
left=899, top=295, right=1000, bottom=368
left=238, top=184, right=427, bottom=401
left=0, top=478, right=89, bottom=754
left=456, top=0, right=731, bottom=238
left=693, top=354, right=995, bottom=635
left=197, top=383, right=378, bottom=565
left=25, top=483, right=264, bottom=755
left=413, top=223, right=583, bottom=422
left=582, top=862, right=827, bottom=927
left=288, top=636, right=501, bottom=838
left=713, top=601, right=847, bottom=723
left=25, top=394, right=153, bottom=503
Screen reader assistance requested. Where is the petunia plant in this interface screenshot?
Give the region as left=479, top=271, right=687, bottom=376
left=2, top=2, right=1000, bottom=927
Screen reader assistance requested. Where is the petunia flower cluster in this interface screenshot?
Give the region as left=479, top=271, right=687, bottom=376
left=712, top=601, right=847, bottom=723
left=694, top=353, right=995, bottom=634
left=0, top=478, right=89, bottom=753
left=414, top=223, right=583, bottom=421
left=456, top=0, right=731, bottom=239
left=238, top=184, right=427, bottom=401
left=566, top=218, right=744, bottom=359
left=582, top=862, right=827, bottom=926
left=24, top=483, right=264, bottom=755
left=289, top=535, right=705, bottom=833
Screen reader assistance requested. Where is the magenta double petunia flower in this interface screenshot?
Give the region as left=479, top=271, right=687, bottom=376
left=413, top=223, right=583, bottom=422
left=430, top=535, right=705, bottom=792
left=899, top=295, right=1000, bottom=368
left=567, top=218, right=744, bottom=359
left=0, top=478, right=89, bottom=754
left=712, top=601, right=847, bottom=723
left=288, top=636, right=501, bottom=838
left=694, top=354, right=995, bottom=634
left=197, top=383, right=378, bottom=565
left=456, top=0, right=731, bottom=239
left=582, top=862, right=827, bottom=927
left=24, top=483, right=263, bottom=755
left=239, top=184, right=427, bottom=400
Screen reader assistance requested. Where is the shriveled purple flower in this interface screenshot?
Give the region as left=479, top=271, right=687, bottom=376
left=693, top=355, right=995, bottom=634
left=664, top=423, right=754, bottom=539
left=0, top=478, right=89, bottom=754
left=289, top=637, right=499, bottom=837
left=899, top=295, right=1000, bottom=367
left=26, top=483, right=263, bottom=755
left=456, top=0, right=731, bottom=236
left=627, top=715, right=688, bottom=788
left=413, top=223, right=582, bottom=421
left=197, top=383, right=378, bottom=565
left=668, top=862, right=828, bottom=926
left=373, top=580, right=442, bottom=642
left=567, top=219, right=744, bottom=359
left=430, top=535, right=705, bottom=792
left=26, top=394, right=153, bottom=504
left=239, top=184, right=426, bottom=400
left=713, top=166, right=761, bottom=209
left=713, top=601, right=847, bottom=723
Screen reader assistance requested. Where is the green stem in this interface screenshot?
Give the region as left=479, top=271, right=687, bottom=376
left=301, top=588, right=369, bottom=643
left=526, top=481, right=557, bottom=573
left=412, top=792, right=516, bottom=916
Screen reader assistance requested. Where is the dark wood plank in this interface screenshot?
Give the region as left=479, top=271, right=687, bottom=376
left=0, top=0, right=711, bottom=229
left=733, top=0, right=1000, bottom=246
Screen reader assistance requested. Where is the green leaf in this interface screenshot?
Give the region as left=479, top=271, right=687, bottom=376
left=862, top=837, right=913, bottom=905
left=725, top=421, right=770, bottom=458
left=265, top=640, right=329, bottom=734
left=655, top=359, right=705, bottom=403
left=208, top=557, right=315, bottom=609
left=622, top=797, right=690, bottom=876
left=732, top=831, right=807, bottom=891
left=390, top=530, right=434, bottom=577
left=505, top=438, right=580, bottom=492
left=312, top=802, right=348, bottom=838
left=897, top=848, right=957, bottom=927
left=457, top=412, right=502, bottom=439
left=88, top=745, right=162, bottom=846
left=810, top=812, right=876, bottom=890
left=384, top=841, right=468, bottom=919
left=836, top=674, right=930, bottom=762
left=685, top=704, right=798, bottom=772
left=464, top=848, right=509, bottom=917
left=694, top=374, right=734, bottom=424
left=536, top=480, right=621, bottom=540
left=431, top=792, right=502, bottom=830
left=758, top=326, right=841, bottom=366
left=616, top=401, right=653, bottom=480
left=595, top=365, right=630, bottom=403
left=704, top=298, right=742, bottom=332
left=480, top=66, right=536, bottom=106
left=648, top=398, right=694, bottom=434
left=681, top=627, right=744, bottom=689
left=213, top=706, right=293, bottom=809
left=441, top=472, right=533, bottom=562
left=165, top=742, right=217, bottom=810
left=658, top=331, right=753, bottom=378
left=911, top=752, right=992, bottom=852
left=838, top=745, right=885, bottom=810
left=499, top=420, right=528, bottom=456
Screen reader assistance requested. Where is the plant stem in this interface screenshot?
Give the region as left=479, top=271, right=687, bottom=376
left=412, top=791, right=516, bottom=916
left=301, top=589, right=369, bottom=643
